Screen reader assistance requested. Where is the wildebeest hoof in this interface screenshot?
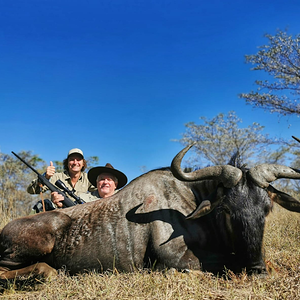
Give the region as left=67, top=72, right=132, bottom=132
left=0, top=263, right=57, bottom=280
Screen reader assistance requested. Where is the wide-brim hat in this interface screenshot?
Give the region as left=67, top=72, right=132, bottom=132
left=88, top=163, right=128, bottom=189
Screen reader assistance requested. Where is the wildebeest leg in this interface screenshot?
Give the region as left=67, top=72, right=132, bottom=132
left=0, top=262, right=57, bottom=279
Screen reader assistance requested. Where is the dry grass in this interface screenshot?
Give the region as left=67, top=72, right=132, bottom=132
left=1, top=205, right=300, bottom=299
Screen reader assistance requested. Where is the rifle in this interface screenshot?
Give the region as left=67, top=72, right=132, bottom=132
left=55, top=179, right=85, bottom=204
left=12, top=151, right=79, bottom=208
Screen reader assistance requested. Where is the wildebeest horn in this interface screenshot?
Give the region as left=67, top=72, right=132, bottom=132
left=171, top=143, right=242, bottom=188
left=249, top=164, right=300, bottom=188
left=292, top=136, right=300, bottom=144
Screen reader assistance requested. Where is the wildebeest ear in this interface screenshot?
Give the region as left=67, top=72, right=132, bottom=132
left=186, top=186, right=225, bottom=219
left=267, top=185, right=300, bottom=213
left=186, top=200, right=212, bottom=219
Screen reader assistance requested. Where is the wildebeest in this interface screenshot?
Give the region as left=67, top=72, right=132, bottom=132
left=1, top=144, right=300, bottom=279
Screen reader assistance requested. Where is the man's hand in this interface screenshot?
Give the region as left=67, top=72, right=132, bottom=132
left=51, top=191, right=64, bottom=208
left=45, top=161, right=55, bottom=179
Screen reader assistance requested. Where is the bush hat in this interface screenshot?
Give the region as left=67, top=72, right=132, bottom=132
left=88, top=163, right=128, bottom=189
left=68, top=148, right=84, bottom=158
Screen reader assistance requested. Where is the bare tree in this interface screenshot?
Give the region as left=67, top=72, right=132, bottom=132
left=239, top=30, right=300, bottom=116
left=176, top=111, right=291, bottom=169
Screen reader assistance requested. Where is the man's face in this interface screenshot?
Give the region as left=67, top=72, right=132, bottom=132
left=97, top=173, right=117, bottom=198
left=68, top=154, right=84, bottom=173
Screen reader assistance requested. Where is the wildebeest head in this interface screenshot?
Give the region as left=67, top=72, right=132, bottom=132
left=171, top=143, right=300, bottom=274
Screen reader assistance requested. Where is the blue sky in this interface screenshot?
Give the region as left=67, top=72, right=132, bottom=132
left=1, top=0, right=300, bottom=183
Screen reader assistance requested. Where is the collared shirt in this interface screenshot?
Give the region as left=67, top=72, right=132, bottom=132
left=78, top=189, right=119, bottom=203
left=27, top=171, right=97, bottom=199
left=78, top=189, right=101, bottom=203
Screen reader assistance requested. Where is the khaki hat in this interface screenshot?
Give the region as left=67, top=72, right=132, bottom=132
left=88, top=163, right=128, bottom=189
left=68, top=148, right=84, bottom=158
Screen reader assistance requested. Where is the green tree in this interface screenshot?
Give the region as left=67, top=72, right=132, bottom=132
left=176, top=111, right=291, bottom=169
left=87, top=156, right=99, bottom=169
left=53, top=160, right=64, bottom=173
left=239, top=30, right=300, bottom=116
left=0, top=151, right=47, bottom=223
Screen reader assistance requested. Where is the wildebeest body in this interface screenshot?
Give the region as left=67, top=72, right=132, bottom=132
left=1, top=170, right=203, bottom=274
left=0, top=169, right=267, bottom=275
left=1, top=145, right=300, bottom=278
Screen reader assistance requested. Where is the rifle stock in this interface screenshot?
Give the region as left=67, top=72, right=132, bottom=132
left=12, top=151, right=76, bottom=208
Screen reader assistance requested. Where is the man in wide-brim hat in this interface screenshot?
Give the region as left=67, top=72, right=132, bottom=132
left=76, top=163, right=128, bottom=202
left=89, top=163, right=127, bottom=196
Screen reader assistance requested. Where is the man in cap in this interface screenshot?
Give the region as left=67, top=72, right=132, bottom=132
left=27, top=148, right=97, bottom=213
left=51, top=163, right=127, bottom=207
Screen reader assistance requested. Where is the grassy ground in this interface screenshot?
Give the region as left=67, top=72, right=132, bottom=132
left=1, top=205, right=300, bottom=299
